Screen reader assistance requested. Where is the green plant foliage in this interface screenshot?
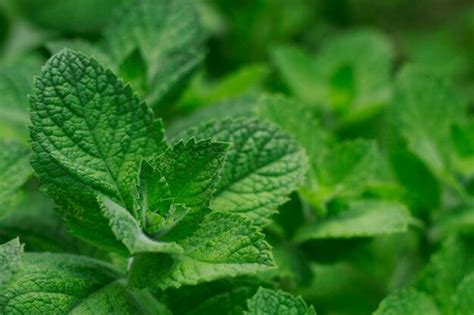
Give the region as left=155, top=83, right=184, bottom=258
left=1, top=0, right=474, bottom=313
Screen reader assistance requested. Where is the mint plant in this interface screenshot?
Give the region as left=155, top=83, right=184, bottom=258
left=1, top=0, right=474, bottom=314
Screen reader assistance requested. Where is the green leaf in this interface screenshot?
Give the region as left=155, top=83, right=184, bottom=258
left=103, top=0, right=205, bottom=106
left=0, top=252, right=122, bottom=314
left=70, top=280, right=171, bottom=315
left=271, top=45, right=322, bottom=106
left=245, top=287, right=316, bottom=315
left=98, top=195, right=183, bottom=255
left=255, top=94, right=328, bottom=180
left=0, top=141, right=32, bottom=216
left=374, top=288, right=440, bottom=315
left=389, top=149, right=440, bottom=212
left=0, top=238, right=23, bottom=287
left=164, top=277, right=266, bottom=315
left=155, top=139, right=229, bottom=212
left=179, top=118, right=308, bottom=225
left=451, top=120, right=474, bottom=176
left=295, top=200, right=411, bottom=242
left=273, top=29, right=393, bottom=121
left=302, top=139, right=378, bottom=209
left=137, top=161, right=173, bottom=232
left=0, top=188, right=78, bottom=253
left=29, top=49, right=165, bottom=250
left=416, top=235, right=474, bottom=313
left=390, top=66, right=465, bottom=178
left=129, top=210, right=275, bottom=290
left=0, top=57, right=41, bottom=142
left=453, top=272, right=474, bottom=315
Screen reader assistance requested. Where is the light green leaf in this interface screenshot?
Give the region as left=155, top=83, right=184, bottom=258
left=390, top=66, right=465, bottom=178
left=255, top=94, right=328, bottom=180
left=373, top=288, right=440, bottom=315
left=104, top=0, right=205, bottom=106
left=0, top=238, right=23, bottom=287
left=453, top=272, right=474, bottom=315
left=0, top=57, right=41, bottom=142
left=179, top=118, right=308, bottom=225
left=129, top=210, right=275, bottom=291
left=273, top=29, right=394, bottom=122
left=0, top=141, right=32, bottom=216
left=29, top=49, right=165, bottom=250
left=295, top=200, right=411, bottom=242
left=0, top=252, right=122, bottom=314
left=155, top=139, right=228, bottom=212
left=98, top=195, right=183, bottom=255
left=245, top=287, right=316, bottom=315
left=303, top=139, right=378, bottom=209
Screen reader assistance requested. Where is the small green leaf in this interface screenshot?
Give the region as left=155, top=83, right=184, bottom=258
left=302, top=139, right=378, bottom=209
left=98, top=195, right=183, bottom=255
left=273, top=29, right=393, bottom=121
left=245, top=287, right=316, bottom=315
left=295, top=200, right=411, bottom=242
left=374, top=288, right=440, bottom=315
left=155, top=139, right=229, bottom=212
left=0, top=141, right=32, bottom=216
left=104, top=0, right=205, bottom=106
left=390, top=66, right=465, bottom=178
left=129, top=209, right=275, bottom=290
left=416, top=235, right=474, bottom=313
left=0, top=57, right=41, bottom=142
left=0, top=238, right=23, bottom=286
left=179, top=118, right=308, bottom=225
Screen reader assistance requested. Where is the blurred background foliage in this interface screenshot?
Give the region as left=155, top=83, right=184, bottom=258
left=2, top=0, right=474, bottom=314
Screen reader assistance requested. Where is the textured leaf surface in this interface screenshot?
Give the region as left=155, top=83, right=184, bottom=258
left=30, top=49, right=164, bottom=207
left=155, top=139, right=228, bottom=212
left=29, top=50, right=165, bottom=249
left=256, top=94, right=328, bottom=180
left=295, top=200, right=410, bottom=242
left=374, top=289, right=439, bottom=315
left=179, top=118, right=307, bottom=225
left=70, top=280, right=170, bottom=315
left=0, top=141, right=32, bottom=215
left=390, top=67, right=465, bottom=176
left=98, top=195, right=183, bottom=255
left=129, top=210, right=275, bottom=290
left=0, top=238, right=23, bottom=287
left=104, top=0, right=205, bottom=106
left=164, top=277, right=265, bottom=315
left=0, top=252, right=121, bottom=314
left=245, top=288, right=316, bottom=315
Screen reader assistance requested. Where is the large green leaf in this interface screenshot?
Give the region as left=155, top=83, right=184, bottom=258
left=29, top=49, right=165, bottom=251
